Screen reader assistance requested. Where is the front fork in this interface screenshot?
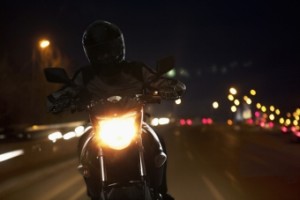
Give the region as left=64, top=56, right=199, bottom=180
left=98, top=135, right=148, bottom=200
left=98, top=147, right=108, bottom=200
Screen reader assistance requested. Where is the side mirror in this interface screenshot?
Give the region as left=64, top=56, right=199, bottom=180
left=156, top=56, right=174, bottom=75
left=44, top=68, right=71, bottom=84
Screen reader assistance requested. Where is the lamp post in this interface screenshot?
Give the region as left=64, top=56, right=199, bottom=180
left=211, top=101, right=219, bottom=122
left=28, top=38, right=52, bottom=122
left=39, top=39, right=50, bottom=49
left=172, top=98, right=182, bottom=121
left=38, top=38, right=52, bottom=69
left=227, top=87, right=237, bottom=123
left=32, top=38, right=53, bottom=74
left=175, top=99, right=181, bottom=105
left=212, top=101, right=219, bottom=109
left=229, top=87, right=237, bottom=95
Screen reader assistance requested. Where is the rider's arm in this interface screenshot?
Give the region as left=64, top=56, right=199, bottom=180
left=47, top=86, right=79, bottom=113
left=141, top=64, right=186, bottom=100
left=47, top=69, right=85, bottom=113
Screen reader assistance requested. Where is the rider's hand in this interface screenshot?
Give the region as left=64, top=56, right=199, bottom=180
left=158, top=87, right=180, bottom=100
left=47, top=94, right=71, bottom=114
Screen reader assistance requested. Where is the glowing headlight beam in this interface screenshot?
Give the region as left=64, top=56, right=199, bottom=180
left=63, top=131, right=76, bottom=140
left=0, top=149, right=24, bottom=162
left=75, top=126, right=85, bottom=137
left=98, top=116, right=137, bottom=150
left=151, top=118, right=159, bottom=126
left=159, top=118, right=170, bottom=125
left=48, top=131, right=62, bottom=142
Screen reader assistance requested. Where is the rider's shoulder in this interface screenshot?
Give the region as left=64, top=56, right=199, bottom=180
left=122, top=60, right=147, bottom=68
left=73, top=65, right=92, bottom=75
left=122, top=60, right=154, bottom=74
left=73, top=65, right=95, bottom=85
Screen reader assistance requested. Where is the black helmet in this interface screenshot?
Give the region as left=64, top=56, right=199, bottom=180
left=82, top=20, right=125, bottom=69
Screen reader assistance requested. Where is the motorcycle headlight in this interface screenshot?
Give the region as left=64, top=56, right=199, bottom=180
left=97, top=112, right=138, bottom=150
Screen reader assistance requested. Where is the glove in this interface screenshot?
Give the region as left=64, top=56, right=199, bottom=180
left=47, top=94, right=71, bottom=114
left=47, top=86, right=88, bottom=114
left=159, top=87, right=180, bottom=100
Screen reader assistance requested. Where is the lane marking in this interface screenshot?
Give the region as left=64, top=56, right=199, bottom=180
left=224, top=170, right=237, bottom=183
left=247, top=154, right=269, bottom=166
left=69, top=186, right=86, bottom=200
left=0, top=149, right=24, bottom=162
left=174, top=130, right=181, bottom=136
left=201, top=175, right=226, bottom=200
left=183, top=141, right=189, bottom=149
left=43, top=175, right=82, bottom=200
left=186, top=150, right=195, bottom=161
left=0, top=159, right=77, bottom=195
left=224, top=170, right=244, bottom=194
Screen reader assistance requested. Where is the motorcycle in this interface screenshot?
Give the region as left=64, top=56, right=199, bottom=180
left=44, top=57, right=174, bottom=200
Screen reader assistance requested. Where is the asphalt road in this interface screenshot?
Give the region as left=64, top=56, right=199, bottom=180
left=1, top=124, right=300, bottom=200
left=164, top=125, right=300, bottom=200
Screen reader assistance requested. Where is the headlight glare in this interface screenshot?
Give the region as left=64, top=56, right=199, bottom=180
left=98, top=114, right=137, bottom=150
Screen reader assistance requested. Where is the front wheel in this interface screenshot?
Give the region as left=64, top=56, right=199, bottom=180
left=105, top=184, right=157, bottom=200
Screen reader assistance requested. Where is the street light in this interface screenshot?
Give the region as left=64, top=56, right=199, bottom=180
left=234, top=99, right=240, bottom=106
left=36, top=38, right=55, bottom=68
left=269, top=114, right=275, bottom=121
left=227, top=94, right=234, bottom=101
left=39, top=39, right=50, bottom=49
left=250, top=89, right=256, bottom=96
left=297, top=108, right=300, bottom=115
left=211, top=101, right=219, bottom=121
left=279, top=118, right=284, bottom=124
left=256, top=103, right=262, bottom=109
left=245, top=98, right=252, bottom=105
left=175, top=99, right=181, bottom=105
left=212, top=101, right=219, bottom=109
left=231, top=105, right=237, bottom=112
left=285, top=119, right=291, bottom=126
left=293, top=120, right=298, bottom=126
left=229, top=87, right=237, bottom=95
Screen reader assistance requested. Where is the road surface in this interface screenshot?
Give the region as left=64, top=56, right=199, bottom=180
left=1, top=124, right=300, bottom=200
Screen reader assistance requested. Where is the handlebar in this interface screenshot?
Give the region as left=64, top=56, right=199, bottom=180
left=50, top=94, right=162, bottom=114
left=138, top=95, right=161, bottom=104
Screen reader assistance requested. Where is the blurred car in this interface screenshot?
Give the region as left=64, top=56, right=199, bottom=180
left=280, top=125, right=300, bottom=143
left=179, top=118, right=193, bottom=126
left=290, top=126, right=300, bottom=142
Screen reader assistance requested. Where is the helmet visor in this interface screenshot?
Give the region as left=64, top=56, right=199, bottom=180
left=84, top=37, right=125, bottom=65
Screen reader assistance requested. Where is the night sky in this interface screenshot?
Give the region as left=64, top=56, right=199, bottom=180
left=1, top=0, right=300, bottom=118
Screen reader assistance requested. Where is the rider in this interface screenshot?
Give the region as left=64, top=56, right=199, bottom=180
left=47, top=20, right=186, bottom=200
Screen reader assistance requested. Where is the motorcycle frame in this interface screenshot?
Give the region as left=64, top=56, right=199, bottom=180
left=94, top=107, right=149, bottom=200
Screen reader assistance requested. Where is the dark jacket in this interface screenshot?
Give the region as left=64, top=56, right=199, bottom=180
left=47, top=61, right=186, bottom=112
